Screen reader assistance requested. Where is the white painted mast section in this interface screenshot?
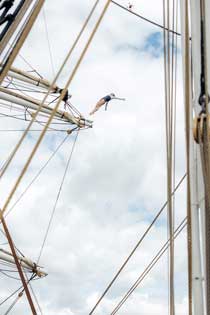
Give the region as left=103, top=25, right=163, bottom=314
left=0, top=86, right=92, bottom=128
left=0, top=248, right=47, bottom=277
left=180, top=1, right=205, bottom=314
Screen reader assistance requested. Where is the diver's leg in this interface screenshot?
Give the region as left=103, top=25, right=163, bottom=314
left=89, top=99, right=105, bottom=115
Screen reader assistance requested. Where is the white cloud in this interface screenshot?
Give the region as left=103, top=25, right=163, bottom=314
left=0, top=1, right=188, bottom=314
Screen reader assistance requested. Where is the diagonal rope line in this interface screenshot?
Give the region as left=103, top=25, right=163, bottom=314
left=0, top=273, right=35, bottom=306
left=37, top=130, right=80, bottom=264
left=109, top=218, right=187, bottom=315
left=111, top=0, right=181, bottom=36
left=0, top=285, right=22, bottom=306
left=89, top=173, right=186, bottom=315
left=0, top=0, right=100, bottom=186
left=23, top=269, right=43, bottom=315
left=5, top=133, right=70, bottom=218
left=3, top=293, right=23, bottom=315
left=42, top=6, right=55, bottom=77
left=0, top=0, right=105, bottom=218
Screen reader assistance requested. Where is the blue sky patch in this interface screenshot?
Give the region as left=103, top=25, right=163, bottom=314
left=144, top=32, right=163, bottom=58
left=114, top=32, right=163, bottom=58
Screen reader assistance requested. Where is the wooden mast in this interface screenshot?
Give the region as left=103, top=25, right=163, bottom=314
left=0, top=211, right=37, bottom=315
left=0, top=0, right=45, bottom=84
left=0, top=1, right=46, bottom=313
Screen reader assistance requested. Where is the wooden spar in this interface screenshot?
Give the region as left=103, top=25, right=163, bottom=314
left=0, top=0, right=34, bottom=55
left=0, top=0, right=45, bottom=84
left=0, top=86, right=93, bottom=128
left=5, top=66, right=59, bottom=92
left=0, top=248, right=47, bottom=277
left=0, top=211, right=37, bottom=315
left=0, top=86, right=72, bottom=121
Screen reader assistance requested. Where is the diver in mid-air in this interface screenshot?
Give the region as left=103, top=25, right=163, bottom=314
left=89, top=93, right=125, bottom=115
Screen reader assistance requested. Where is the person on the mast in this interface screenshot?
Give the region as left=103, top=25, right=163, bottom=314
left=89, top=93, right=125, bottom=115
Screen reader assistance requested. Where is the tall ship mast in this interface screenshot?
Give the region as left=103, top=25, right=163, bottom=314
left=0, top=1, right=210, bottom=314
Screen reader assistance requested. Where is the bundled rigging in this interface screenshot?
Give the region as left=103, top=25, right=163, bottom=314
left=0, top=0, right=198, bottom=314
left=0, top=0, right=110, bottom=313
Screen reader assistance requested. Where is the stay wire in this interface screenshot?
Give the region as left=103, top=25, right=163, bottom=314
left=23, top=269, right=43, bottom=315
left=0, top=129, right=66, bottom=132
left=0, top=285, right=23, bottom=306
left=0, top=269, right=19, bottom=273
left=172, top=0, right=179, bottom=226
left=162, top=0, right=176, bottom=314
left=0, top=0, right=100, bottom=193
left=29, top=281, right=43, bottom=315
left=0, top=0, right=110, bottom=219
left=111, top=0, right=181, bottom=36
left=3, top=293, right=23, bottom=315
left=6, top=133, right=70, bottom=218
left=42, top=6, right=55, bottom=77
left=2, top=274, right=36, bottom=315
left=0, top=135, right=71, bottom=266
left=183, top=1, right=193, bottom=314
left=17, top=54, right=43, bottom=78
left=199, top=1, right=210, bottom=312
left=109, top=218, right=187, bottom=315
left=7, top=41, right=43, bottom=78
left=37, top=129, right=80, bottom=264
left=0, top=270, right=22, bottom=280
left=3, top=78, right=45, bottom=98
left=88, top=173, right=186, bottom=315
left=0, top=273, right=35, bottom=307
left=0, top=124, right=66, bottom=177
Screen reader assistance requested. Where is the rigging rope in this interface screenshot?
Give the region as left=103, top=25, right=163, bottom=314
left=196, top=0, right=210, bottom=312
left=3, top=292, right=23, bottom=315
left=89, top=173, right=186, bottom=315
left=0, top=125, right=68, bottom=179
left=0, top=285, right=23, bottom=306
left=0, top=270, right=22, bottom=280
left=163, top=1, right=175, bottom=314
left=0, top=0, right=45, bottom=85
left=0, top=0, right=110, bottom=218
left=6, top=41, right=43, bottom=79
left=0, top=129, right=66, bottom=132
left=183, top=1, right=193, bottom=314
left=111, top=0, right=181, bottom=36
left=29, top=281, right=43, bottom=315
left=17, top=54, right=43, bottom=78
left=36, top=130, right=79, bottom=264
left=0, top=273, right=35, bottom=308
left=0, top=0, right=100, bottom=190
left=23, top=269, right=43, bottom=315
left=42, top=6, right=55, bottom=77
left=109, top=218, right=187, bottom=315
left=5, top=133, right=70, bottom=218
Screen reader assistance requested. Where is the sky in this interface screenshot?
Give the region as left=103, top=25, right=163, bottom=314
left=0, top=1, right=188, bottom=314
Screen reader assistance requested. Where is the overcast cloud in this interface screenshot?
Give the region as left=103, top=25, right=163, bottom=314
left=0, top=1, right=187, bottom=314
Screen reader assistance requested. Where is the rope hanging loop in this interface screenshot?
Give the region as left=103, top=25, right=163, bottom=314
left=193, top=113, right=210, bottom=143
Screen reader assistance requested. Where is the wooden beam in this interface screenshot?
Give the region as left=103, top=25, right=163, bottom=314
left=0, top=210, right=37, bottom=314
left=0, top=0, right=45, bottom=84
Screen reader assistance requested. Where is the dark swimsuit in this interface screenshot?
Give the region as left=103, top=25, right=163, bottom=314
left=103, top=95, right=112, bottom=110
left=103, top=95, right=112, bottom=102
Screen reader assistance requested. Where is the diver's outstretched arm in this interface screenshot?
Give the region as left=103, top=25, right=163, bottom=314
left=112, top=97, right=126, bottom=101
